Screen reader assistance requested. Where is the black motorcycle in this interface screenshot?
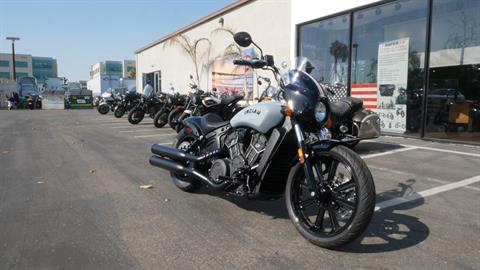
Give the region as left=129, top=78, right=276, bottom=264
left=149, top=32, right=375, bottom=248
left=322, top=83, right=381, bottom=148
left=153, top=93, right=188, bottom=128
left=114, top=91, right=142, bottom=118
left=172, top=86, right=243, bottom=132
left=97, top=89, right=118, bottom=115
left=128, top=87, right=164, bottom=125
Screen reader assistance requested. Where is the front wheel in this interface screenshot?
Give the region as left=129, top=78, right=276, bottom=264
left=168, top=108, right=183, bottom=129
left=285, top=145, right=375, bottom=248
left=153, top=109, right=169, bottom=128
left=128, top=108, right=145, bottom=124
left=98, top=104, right=109, bottom=114
left=114, top=106, right=125, bottom=118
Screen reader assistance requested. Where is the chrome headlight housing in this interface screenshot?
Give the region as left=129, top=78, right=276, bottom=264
left=315, top=102, right=327, bottom=123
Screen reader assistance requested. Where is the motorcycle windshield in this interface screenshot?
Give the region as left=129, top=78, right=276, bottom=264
left=282, top=57, right=325, bottom=113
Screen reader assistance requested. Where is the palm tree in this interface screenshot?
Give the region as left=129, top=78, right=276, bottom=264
left=329, top=40, right=349, bottom=81
left=211, top=26, right=242, bottom=57
left=164, top=34, right=211, bottom=87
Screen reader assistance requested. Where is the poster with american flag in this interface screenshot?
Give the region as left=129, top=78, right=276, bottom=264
left=351, top=83, right=378, bottom=110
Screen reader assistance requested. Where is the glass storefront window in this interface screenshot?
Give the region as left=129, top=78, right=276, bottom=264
left=351, top=0, right=428, bottom=135
left=298, top=14, right=350, bottom=85
left=425, top=0, right=480, bottom=142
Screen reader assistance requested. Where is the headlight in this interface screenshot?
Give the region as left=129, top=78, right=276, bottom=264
left=315, top=102, right=327, bottom=123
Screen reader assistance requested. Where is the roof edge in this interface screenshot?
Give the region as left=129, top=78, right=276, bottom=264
left=134, top=0, right=254, bottom=54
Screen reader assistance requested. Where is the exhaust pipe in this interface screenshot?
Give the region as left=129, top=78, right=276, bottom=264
left=149, top=155, right=229, bottom=189
left=151, top=144, right=223, bottom=163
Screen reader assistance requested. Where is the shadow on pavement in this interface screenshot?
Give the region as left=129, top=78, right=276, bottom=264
left=338, top=179, right=430, bottom=253
left=354, top=141, right=404, bottom=155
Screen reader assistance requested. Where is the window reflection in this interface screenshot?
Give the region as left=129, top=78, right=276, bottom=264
left=426, top=0, right=480, bottom=142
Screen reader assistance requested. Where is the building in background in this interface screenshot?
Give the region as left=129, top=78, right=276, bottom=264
left=0, top=53, right=57, bottom=83
left=87, top=60, right=136, bottom=95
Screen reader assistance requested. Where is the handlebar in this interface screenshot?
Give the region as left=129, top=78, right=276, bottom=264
left=233, top=59, right=268, bottom=69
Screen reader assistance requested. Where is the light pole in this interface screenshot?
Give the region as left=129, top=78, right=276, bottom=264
left=6, top=37, right=20, bottom=81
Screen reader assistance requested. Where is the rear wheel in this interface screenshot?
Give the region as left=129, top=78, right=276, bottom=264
left=98, top=104, right=109, bottom=114
left=153, top=110, right=169, bottom=128
left=168, top=108, right=183, bottom=129
left=285, top=145, right=375, bottom=248
left=128, top=108, right=145, bottom=124
left=171, top=129, right=202, bottom=192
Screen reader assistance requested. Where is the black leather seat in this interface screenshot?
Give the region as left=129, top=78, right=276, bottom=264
left=199, top=113, right=230, bottom=134
left=221, top=95, right=243, bottom=106
left=330, top=97, right=363, bottom=119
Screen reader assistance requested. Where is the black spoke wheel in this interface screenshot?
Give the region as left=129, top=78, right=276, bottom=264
left=285, top=145, right=375, bottom=248
left=128, top=108, right=144, bottom=124
left=153, top=110, right=169, bottom=128
left=114, top=106, right=125, bottom=118
left=97, top=104, right=109, bottom=115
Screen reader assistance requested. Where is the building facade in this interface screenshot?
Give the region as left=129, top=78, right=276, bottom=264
left=0, top=53, right=57, bottom=82
left=135, top=0, right=479, bottom=144
left=293, top=0, right=480, bottom=144
left=87, top=60, right=136, bottom=95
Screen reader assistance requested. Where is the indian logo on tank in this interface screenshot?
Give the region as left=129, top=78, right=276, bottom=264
left=243, top=108, right=261, bottom=115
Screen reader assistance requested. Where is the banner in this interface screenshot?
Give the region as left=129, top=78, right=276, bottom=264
left=376, top=38, right=409, bottom=133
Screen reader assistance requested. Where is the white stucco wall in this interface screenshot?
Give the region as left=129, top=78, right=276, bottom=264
left=290, top=0, right=382, bottom=60
left=136, top=0, right=291, bottom=95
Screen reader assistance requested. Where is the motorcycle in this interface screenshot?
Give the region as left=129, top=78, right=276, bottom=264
left=127, top=86, right=164, bottom=125
left=149, top=32, right=376, bottom=248
left=113, top=91, right=142, bottom=118
left=322, top=83, right=381, bottom=148
left=172, top=85, right=244, bottom=132
left=97, top=89, right=117, bottom=115
left=153, top=92, right=188, bottom=128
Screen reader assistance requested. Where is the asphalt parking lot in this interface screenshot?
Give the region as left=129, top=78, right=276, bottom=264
left=1, top=109, right=479, bottom=270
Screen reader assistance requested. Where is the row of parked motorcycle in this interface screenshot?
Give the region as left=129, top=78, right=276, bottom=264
left=96, top=32, right=383, bottom=249
left=94, top=80, right=244, bottom=133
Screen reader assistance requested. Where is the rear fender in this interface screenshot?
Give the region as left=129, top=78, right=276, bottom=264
left=183, top=116, right=203, bottom=137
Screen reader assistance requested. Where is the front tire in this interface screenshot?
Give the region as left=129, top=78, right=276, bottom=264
left=128, top=108, right=145, bottom=124
left=168, top=108, right=183, bottom=129
left=170, top=128, right=202, bottom=192
left=98, top=104, right=109, bottom=114
left=285, top=145, right=375, bottom=248
left=153, top=109, right=169, bottom=128
left=114, top=106, right=125, bottom=118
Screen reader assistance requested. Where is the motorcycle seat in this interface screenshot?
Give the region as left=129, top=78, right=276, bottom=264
left=222, top=95, right=244, bottom=106
left=330, top=97, right=363, bottom=118
left=200, top=113, right=230, bottom=134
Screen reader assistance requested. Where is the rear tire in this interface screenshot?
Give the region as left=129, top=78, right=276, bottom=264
left=285, top=145, right=375, bottom=248
left=153, top=110, right=169, bottom=128
left=171, top=128, right=202, bottom=192
left=98, top=104, right=109, bottom=115
left=128, top=108, right=144, bottom=124
left=168, top=108, right=183, bottom=129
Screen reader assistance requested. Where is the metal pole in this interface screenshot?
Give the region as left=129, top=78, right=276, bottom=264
left=11, top=41, right=16, bottom=80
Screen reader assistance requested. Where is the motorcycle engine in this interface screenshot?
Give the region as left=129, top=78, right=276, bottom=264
left=208, top=129, right=268, bottom=183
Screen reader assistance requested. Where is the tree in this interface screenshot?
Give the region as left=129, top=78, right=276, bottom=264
left=329, top=40, right=349, bottom=82
left=211, top=26, right=242, bottom=57
left=128, top=69, right=136, bottom=79
left=444, top=11, right=480, bottom=65
left=163, top=34, right=211, bottom=87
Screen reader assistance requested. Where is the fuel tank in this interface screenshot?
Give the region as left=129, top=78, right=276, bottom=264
left=230, top=101, right=284, bottom=134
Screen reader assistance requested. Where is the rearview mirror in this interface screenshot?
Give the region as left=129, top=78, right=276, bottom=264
left=234, top=32, right=252, bottom=47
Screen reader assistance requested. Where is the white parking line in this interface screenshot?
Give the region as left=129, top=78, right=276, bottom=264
left=365, top=140, right=480, bottom=158
left=110, top=126, right=155, bottom=129
left=361, top=146, right=418, bottom=159
left=375, top=175, right=480, bottom=211
left=134, top=134, right=176, bottom=138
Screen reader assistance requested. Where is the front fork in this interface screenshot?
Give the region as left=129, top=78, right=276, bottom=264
left=293, top=123, right=321, bottom=194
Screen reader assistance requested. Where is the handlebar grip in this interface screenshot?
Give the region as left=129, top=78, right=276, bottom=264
left=233, top=59, right=251, bottom=66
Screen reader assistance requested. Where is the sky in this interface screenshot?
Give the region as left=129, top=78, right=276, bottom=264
left=0, top=0, right=235, bottom=81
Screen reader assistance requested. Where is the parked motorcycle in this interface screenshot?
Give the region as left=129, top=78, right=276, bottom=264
left=113, top=91, right=142, bottom=118
left=172, top=85, right=244, bottom=132
left=127, top=86, right=164, bottom=124
left=97, top=89, right=117, bottom=115
left=322, top=83, right=381, bottom=148
left=149, top=32, right=376, bottom=248
left=153, top=92, right=187, bottom=128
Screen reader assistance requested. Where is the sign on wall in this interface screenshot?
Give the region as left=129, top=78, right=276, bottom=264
left=376, top=38, right=409, bottom=133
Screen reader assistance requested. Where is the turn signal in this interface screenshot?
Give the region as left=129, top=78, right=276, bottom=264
left=324, top=118, right=333, bottom=128
left=297, top=148, right=305, bottom=164
left=282, top=106, right=293, bottom=117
